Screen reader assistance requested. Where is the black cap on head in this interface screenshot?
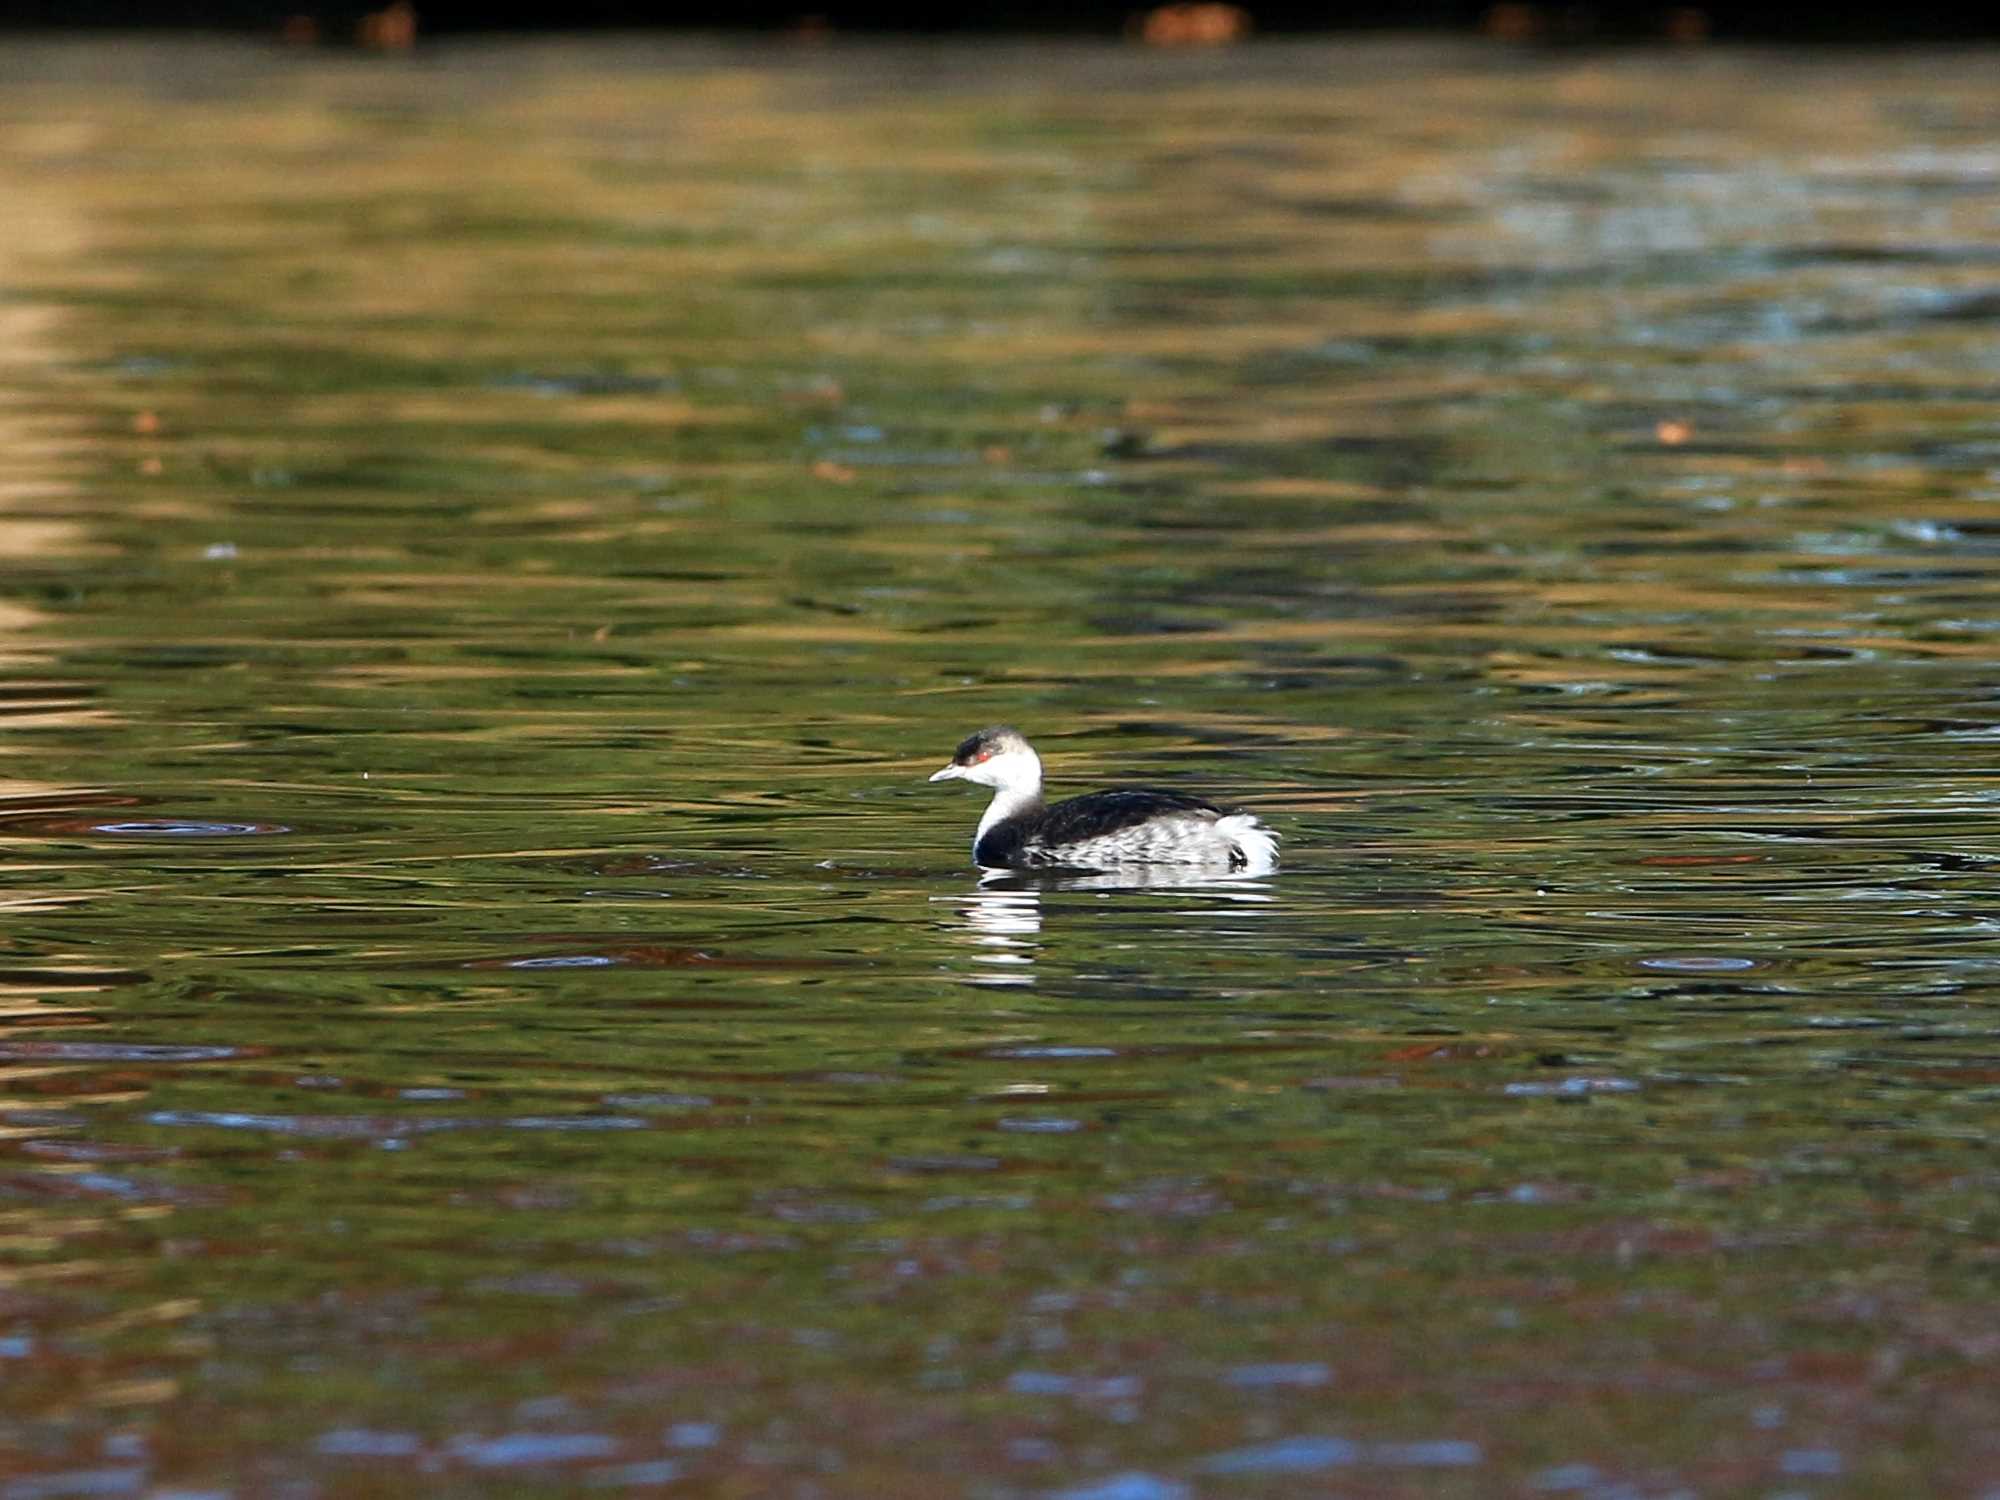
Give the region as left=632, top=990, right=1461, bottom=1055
left=953, top=725, right=1026, bottom=765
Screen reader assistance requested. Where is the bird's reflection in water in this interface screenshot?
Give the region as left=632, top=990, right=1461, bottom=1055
left=934, top=865, right=1278, bottom=987
left=941, top=884, right=1044, bottom=986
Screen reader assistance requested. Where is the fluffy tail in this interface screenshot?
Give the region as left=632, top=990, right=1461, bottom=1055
left=1218, top=813, right=1279, bottom=875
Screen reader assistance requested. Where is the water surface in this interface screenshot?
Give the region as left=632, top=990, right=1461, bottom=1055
left=1, top=35, right=1999, bottom=1498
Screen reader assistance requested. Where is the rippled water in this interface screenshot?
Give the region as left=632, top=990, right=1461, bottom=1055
left=2, top=35, right=2000, bottom=1498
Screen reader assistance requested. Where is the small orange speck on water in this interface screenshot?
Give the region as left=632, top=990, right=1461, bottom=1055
left=87, top=1376, right=179, bottom=1407
left=1482, top=2, right=1542, bottom=40
left=133, top=410, right=160, bottom=435
left=1383, top=1041, right=1503, bottom=1063
left=1656, top=419, right=1692, bottom=445
left=592, top=624, right=613, bottom=642
left=982, top=445, right=1012, bottom=465
left=139, top=457, right=163, bottom=476
left=358, top=0, right=416, bottom=49
left=1663, top=5, right=1709, bottom=41
left=811, top=460, right=856, bottom=484
left=785, top=377, right=844, bottom=406
left=1137, top=2, right=1250, bottom=46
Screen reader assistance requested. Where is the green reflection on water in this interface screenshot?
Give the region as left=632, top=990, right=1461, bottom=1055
left=0, top=34, right=1998, bottom=1499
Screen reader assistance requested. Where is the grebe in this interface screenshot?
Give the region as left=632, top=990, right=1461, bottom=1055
left=927, top=726, right=1279, bottom=873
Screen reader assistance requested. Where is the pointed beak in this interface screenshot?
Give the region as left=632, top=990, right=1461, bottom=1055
left=928, top=763, right=965, bottom=783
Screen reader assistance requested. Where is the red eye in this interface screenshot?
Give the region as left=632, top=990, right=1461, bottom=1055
left=974, top=749, right=994, bottom=763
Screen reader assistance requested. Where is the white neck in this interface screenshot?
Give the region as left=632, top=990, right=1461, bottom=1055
left=972, top=747, right=1044, bottom=845
left=977, top=781, right=1042, bottom=842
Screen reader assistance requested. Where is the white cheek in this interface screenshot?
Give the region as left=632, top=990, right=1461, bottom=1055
left=986, top=751, right=1033, bottom=784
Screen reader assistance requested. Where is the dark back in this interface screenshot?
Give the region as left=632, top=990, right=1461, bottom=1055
left=975, top=787, right=1225, bottom=867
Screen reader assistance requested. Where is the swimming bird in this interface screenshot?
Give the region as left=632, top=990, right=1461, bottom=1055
left=927, top=726, right=1278, bottom=873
